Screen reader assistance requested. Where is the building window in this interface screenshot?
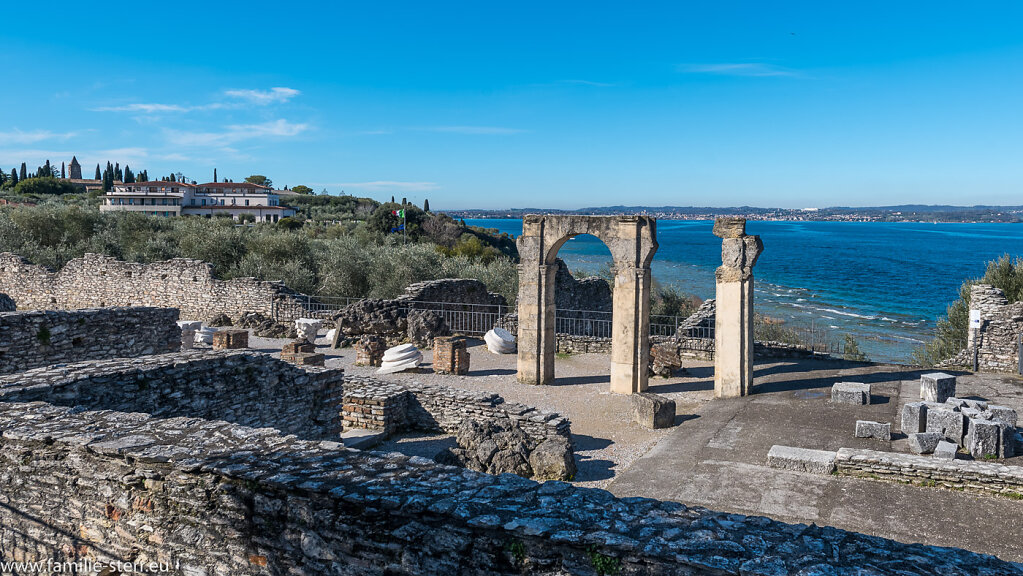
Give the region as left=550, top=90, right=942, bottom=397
left=245, top=199, right=250, bottom=206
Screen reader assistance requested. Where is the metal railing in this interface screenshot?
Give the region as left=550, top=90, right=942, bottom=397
left=272, top=294, right=715, bottom=341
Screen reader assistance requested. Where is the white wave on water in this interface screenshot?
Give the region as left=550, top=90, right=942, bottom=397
left=813, top=307, right=877, bottom=320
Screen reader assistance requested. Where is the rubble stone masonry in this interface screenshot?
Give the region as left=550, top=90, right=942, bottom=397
left=0, top=252, right=311, bottom=323
left=0, top=307, right=179, bottom=374
left=0, top=401, right=1017, bottom=575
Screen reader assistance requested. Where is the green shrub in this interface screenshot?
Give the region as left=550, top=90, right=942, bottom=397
left=916, top=254, right=1023, bottom=366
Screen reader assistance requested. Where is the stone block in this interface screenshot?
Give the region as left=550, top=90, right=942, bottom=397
left=986, top=405, right=1018, bottom=428
left=712, top=216, right=746, bottom=238
left=925, top=408, right=966, bottom=445
left=965, top=418, right=1000, bottom=459
left=900, top=402, right=927, bottom=434
left=919, top=372, right=956, bottom=403
left=998, top=423, right=1016, bottom=459
left=855, top=420, right=891, bottom=441
left=766, top=445, right=836, bottom=475
left=933, top=441, right=958, bottom=460
left=946, top=397, right=988, bottom=411
left=631, top=393, right=675, bottom=429
left=832, top=382, right=871, bottom=405
left=907, top=432, right=943, bottom=454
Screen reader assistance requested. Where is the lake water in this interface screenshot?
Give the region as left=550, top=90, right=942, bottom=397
left=466, top=218, right=1023, bottom=363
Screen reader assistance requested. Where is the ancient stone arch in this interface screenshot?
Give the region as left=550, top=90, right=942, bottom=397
left=516, top=215, right=658, bottom=394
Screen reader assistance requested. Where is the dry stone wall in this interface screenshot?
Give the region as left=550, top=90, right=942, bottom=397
left=344, top=375, right=571, bottom=444
left=0, top=350, right=344, bottom=441
left=968, top=284, right=1023, bottom=372
left=0, top=307, right=179, bottom=374
left=835, top=447, right=1023, bottom=499
left=0, top=252, right=311, bottom=323
left=0, top=401, right=1017, bottom=575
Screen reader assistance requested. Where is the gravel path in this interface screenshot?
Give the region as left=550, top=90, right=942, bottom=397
left=244, top=332, right=716, bottom=489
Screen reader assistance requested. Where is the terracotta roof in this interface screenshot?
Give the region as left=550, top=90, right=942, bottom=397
left=125, top=181, right=196, bottom=187
left=196, top=182, right=272, bottom=191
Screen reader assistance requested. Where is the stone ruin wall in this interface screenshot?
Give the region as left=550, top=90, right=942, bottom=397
left=969, top=284, right=1023, bottom=372
left=0, top=350, right=345, bottom=441
left=343, top=375, right=571, bottom=444
left=0, top=307, right=180, bottom=374
left=0, top=399, right=1017, bottom=575
left=0, top=252, right=312, bottom=323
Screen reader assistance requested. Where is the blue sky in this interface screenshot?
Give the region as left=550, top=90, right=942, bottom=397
left=2, top=2, right=1023, bottom=209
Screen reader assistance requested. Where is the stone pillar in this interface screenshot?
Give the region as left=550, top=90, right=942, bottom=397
left=177, top=321, right=201, bottom=350
left=713, top=217, right=762, bottom=398
left=611, top=266, right=652, bottom=394
left=517, top=263, right=557, bottom=385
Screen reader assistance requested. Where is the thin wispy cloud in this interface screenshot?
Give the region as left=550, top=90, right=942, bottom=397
left=329, top=181, right=441, bottom=192
left=679, top=63, right=802, bottom=78
left=419, top=126, right=527, bottom=135
left=165, top=119, right=310, bottom=147
left=93, top=87, right=301, bottom=113
left=224, top=87, right=300, bottom=104
left=0, top=130, right=80, bottom=145
left=94, top=103, right=203, bottom=113
left=560, top=79, right=617, bottom=87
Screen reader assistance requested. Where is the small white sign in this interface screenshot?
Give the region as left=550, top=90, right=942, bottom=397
left=969, top=309, right=982, bottom=329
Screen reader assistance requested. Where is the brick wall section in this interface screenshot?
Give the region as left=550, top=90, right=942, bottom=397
left=433, top=336, right=470, bottom=374
left=0, top=402, right=1017, bottom=575
left=0, top=252, right=312, bottom=323
left=342, top=381, right=409, bottom=433
left=343, top=375, right=571, bottom=445
left=835, top=447, right=1023, bottom=498
left=0, top=307, right=179, bottom=374
left=969, top=284, right=1023, bottom=372
left=0, top=350, right=345, bottom=441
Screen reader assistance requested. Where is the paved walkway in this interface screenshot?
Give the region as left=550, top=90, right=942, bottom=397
left=609, top=359, right=1023, bottom=562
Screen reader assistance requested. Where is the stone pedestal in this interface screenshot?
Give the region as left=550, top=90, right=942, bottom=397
left=433, top=336, right=470, bottom=375
left=212, top=329, right=248, bottom=350
left=177, top=321, right=201, bottom=350
left=712, top=218, right=762, bottom=398
left=354, top=335, right=386, bottom=367
left=281, top=339, right=316, bottom=363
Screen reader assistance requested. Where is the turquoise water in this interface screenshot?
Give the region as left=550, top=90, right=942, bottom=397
left=466, top=219, right=1023, bottom=363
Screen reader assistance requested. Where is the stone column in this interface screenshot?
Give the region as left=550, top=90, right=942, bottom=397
left=177, top=321, right=201, bottom=350
left=611, top=266, right=652, bottom=394
left=713, top=218, right=763, bottom=398
left=517, top=263, right=557, bottom=385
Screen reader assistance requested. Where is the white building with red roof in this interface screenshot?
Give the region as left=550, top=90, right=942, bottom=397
left=101, top=181, right=296, bottom=222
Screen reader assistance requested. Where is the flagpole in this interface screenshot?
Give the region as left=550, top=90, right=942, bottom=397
left=403, top=207, right=407, bottom=245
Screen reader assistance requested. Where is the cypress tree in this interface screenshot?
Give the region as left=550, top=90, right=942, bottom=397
left=124, top=166, right=134, bottom=183
left=19, top=163, right=27, bottom=181
left=95, top=164, right=101, bottom=180
left=61, top=162, right=65, bottom=179
left=169, top=173, right=176, bottom=183
left=10, top=168, right=17, bottom=186
left=401, top=197, right=407, bottom=206
left=424, top=198, right=430, bottom=212
left=44, top=159, right=51, bottom=176
left=214, top=168, right=217, bottom=183
left=390, top=195, right=395, bottom=203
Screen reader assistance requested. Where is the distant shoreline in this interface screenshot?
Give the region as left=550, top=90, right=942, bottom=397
left=453, top=215, right=1023, bottom=225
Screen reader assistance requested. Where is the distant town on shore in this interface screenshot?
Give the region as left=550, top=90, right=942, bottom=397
left=447, top=205, right=1023, bottom=223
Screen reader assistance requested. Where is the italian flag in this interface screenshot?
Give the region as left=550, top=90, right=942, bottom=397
left=392, top=209, right=405, bottom=217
